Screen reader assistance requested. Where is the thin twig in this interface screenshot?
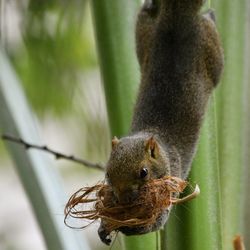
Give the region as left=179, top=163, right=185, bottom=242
left=2, top=134, right=105, bottom=171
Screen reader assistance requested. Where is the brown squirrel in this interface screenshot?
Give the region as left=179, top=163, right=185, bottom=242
left=99, top=0, right=224, bottom=244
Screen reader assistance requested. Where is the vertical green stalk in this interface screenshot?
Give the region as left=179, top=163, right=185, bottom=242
left=188, top=96, right=223, bottom=250
left=90, top=0, right=140, bottom=137
left=164, top=2, right=223, bottom=250
left=166, top=96, right=222, bottom=250
left=90, top=1, right=157, bottom=250
left=242, top=0, right=250, bottom=248
left=213, top=1, right=247, bottom=249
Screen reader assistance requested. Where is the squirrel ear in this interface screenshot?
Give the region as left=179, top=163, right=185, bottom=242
left=145, top=136, right=159, bottom=159
left=112, top=136, right=120, bottom=149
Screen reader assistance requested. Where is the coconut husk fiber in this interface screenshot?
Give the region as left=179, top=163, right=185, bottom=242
left=64, top=176, right=191, bottom=232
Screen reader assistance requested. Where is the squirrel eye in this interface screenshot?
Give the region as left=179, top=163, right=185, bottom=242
left=140, top=168, right=148, bottom=179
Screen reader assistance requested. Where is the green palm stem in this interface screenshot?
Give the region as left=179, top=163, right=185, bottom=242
left=161, top=2, right=222, bottom=250
left=90, top=0, right=140, bottom=136
left=164, top=95, right=223, bottom=250
left=187, top=97, right=223, bottom=250
left=90, top=1, right=158, bottom=250
left=242, top=0, right=250, bottom=248
left=213, top=0, right=247, bottom=248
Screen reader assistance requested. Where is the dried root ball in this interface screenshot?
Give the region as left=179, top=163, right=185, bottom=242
left=64, top=176, right=190, bottom=234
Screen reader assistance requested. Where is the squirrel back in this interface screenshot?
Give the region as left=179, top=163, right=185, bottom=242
left=131, top=0, right=224, bottom=178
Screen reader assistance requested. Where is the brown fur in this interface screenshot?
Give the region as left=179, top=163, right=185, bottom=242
left=101, top=0, right=223, bottom=243
left=132, top=1, right=224, bottom=178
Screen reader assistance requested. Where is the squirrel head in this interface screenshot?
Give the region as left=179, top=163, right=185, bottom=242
left=106, top=133, right=170, bottom=204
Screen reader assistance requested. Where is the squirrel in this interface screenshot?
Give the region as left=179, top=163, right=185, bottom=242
left=99, top=0, right=224, bottom=244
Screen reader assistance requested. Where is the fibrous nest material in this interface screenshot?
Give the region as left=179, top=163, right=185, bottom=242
left=64, top=176, right=197, bottom=232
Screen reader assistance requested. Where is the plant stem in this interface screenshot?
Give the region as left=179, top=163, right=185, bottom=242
left=213, top=0, right=247, bottom=248
left=90, top=0, right=140, bottom=137
left=242, top=0, right=250, bottom=248
left=162, top=2, right=223, bottom=249
left=165, top=96, right=223, bottom=250
left=90, top=1, right=158, bottom=249
left=188, top=96, right=223, bottom=250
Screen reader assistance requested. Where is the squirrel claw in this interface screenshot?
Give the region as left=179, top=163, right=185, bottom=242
left=98, top=225, right=112, bottom=245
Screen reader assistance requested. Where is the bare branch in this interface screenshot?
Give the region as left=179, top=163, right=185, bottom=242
left=2, top=134, right=105, bottom=171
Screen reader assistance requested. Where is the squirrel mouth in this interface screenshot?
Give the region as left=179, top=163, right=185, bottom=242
left=113, top=187, right=140, bottom=204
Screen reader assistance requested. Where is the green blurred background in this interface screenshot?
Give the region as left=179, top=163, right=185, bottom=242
left=0, top=1, right=111, bottom=249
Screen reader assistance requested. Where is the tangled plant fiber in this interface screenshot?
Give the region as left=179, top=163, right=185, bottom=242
left=64, top=176, right=196, bottom=232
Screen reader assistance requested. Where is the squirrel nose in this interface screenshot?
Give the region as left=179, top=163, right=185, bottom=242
left=113, top=186, right=140, bottom=204
left=119, top=190, right=139, bottom=204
